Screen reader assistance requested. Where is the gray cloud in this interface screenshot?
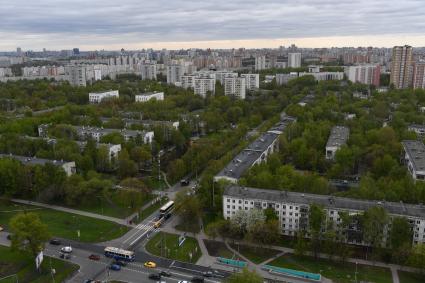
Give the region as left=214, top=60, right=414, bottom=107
left=0, top=0, right=424, bottom=49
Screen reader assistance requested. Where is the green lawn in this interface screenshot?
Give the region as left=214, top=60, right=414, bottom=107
left=398, top=271, right=425, bottom=283
left=269, top=254, right=393, bottom=283
left=145, top=232, right=202, bottom=263
left=203, top=239, right=234, bottom=258
left=0, top=200, right=129, bottom=243
left=230, top=243, right=280, bottom=264
left=0, top=246, right=78, bottom=283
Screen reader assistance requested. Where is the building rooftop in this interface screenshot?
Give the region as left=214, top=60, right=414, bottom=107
left=224, top=185, right=425, bottom=218
left=73, top=126, right=145, bottom=136
left=0, top=153, right=70, bottom=166
left=402, top=140, right=425, bottom=172
left=408, top=124, right=425, bottom=130
left=326, top=126, right=350, bottom=148
left=136, top=92, right=163, bottom=96
left=89, top=89, right=117, bottom=94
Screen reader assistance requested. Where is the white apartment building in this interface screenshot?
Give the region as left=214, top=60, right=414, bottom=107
left=276, top=73, right=298, bottom=85
left=139, top=63, right=157, bottom=80
left=74, top=126, right=154, bottom=144
left=407, top=124, right=425, bottom=136
left=89, top=90, right=119, bottom=104
left=345, top=64, right=381, bottom=86
left=224, top=77, right=246, bottom=99
left=325, top=126, right=350, bottom=160
left=167, top=64, right=184, bottom=84
left=402, top=140, right=425, bottom=181
left=194, top=78, right=215, bottom=97
left=288, top=53, right=302, bottom=68
left=0, top=67, right=12, bottom=77
left=135, top=92, right=164, bottom=103
left=66, top=65, right=87, bottom=87
left=223, top=186, right=425, bottom=245
left=215, top=71, right=238, bottom=84
left=241, top=73, right=260, bottom=91
left=255, top=56, right=266, bottom=71
left=299, top=71, right=344, bottom=81
left=181, top=75, right=196, bottom=89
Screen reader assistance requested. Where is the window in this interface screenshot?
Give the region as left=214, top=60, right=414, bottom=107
left=227, top=199, right=230, bottom=203
left=290, top=206, right=293, bottom=209
left=276, top=205, right=280, bottom=208
left=245, top=201, right=248, bottom=204
left=295, top=207, right=299, bottom=210
left=232, top=205, right=235, bottom=209
left=232, top=199, right=235, bottom=203
left=227, top=205, right=230, bottom=208
left=238, top=200, right=242, bottom=204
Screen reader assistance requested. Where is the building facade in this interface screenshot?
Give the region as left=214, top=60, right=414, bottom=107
left=288, top=53, right=302, bottom=68
left=135, top=92, right=164, bottom=103
left=89, top=90, right=119, bottom=104
left=240, top=73, right=260, bottom=91
left=345, top=64, right=381, bottom=86
left=413, top=61, right=425, bottom=90
left=390, top=45, right=413, bottom=89
left=224, top=77, right=246, bottom=99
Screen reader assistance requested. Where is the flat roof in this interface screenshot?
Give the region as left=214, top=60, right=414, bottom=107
left=89, top=89, right=118, bottom=94
left=408, top=124, right=425, bottom=130
left=326, top=126, right=349, bottom=148
left=0, top=153, right=71, bottom=166
left=402, top=140, right=425, bottom=172
left=136, top=92, right=164, bottom=96
left=74, top=126, right=145, bottom=136
left=224, top=185, right=425, bottom=218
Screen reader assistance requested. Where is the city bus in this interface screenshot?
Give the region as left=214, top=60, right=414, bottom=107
left=159, top=201, right=174, bottom=217
left=104, top=247, right=135, bottom=261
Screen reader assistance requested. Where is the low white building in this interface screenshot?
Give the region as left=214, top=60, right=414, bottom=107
left=224, top=77, right=246, bottom=99
left=402, top=140, right=425, bottom=181
left=299, top=72, right=344, bottom=81
left=276, top=73, right=298, bottom=85
left=89, top=90, right=119, bottom=104
left=135, top=92, right=164, bottom=103
left=241, top=73, right=260, bottom=91
left=407, top=124, right=425, bottom=136
left=0, top=154, right=76, bottom=176
left=325, top=126, right=350, bottom=160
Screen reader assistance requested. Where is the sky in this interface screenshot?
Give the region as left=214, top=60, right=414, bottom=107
left=1, top=0, right=425, bottom=51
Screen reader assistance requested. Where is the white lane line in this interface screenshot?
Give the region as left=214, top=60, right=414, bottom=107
left=122, top=219, right=156, bottom=244
left=129, top=226, right=155, bottom=246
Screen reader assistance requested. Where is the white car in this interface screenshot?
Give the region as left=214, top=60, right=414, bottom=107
left=178, top=281, right=188, bottom=283
left=61, top=246, right=72, bottom=253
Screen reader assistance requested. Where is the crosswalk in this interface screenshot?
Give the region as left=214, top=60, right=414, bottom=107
left=121, top=218, right=157, bottom=247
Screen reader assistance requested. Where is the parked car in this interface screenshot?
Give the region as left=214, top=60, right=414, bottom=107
left=180, top=179, right=189, bottom=186
left=148, top=273, right=161, bottom=280
left=88, top=254, right=100, bottom=261
left=178, top=281, right=189, bottom=283
left=109, top=264, right=121, bottom=271
left=49, top=239, right=61, bottom=245
left=159, top=270, right=171, bottom=277
left=191, top=276, right=204, bottom=283
left=59, top=253, right=71, bottom=259
left=144, top=261, right=157, bottom=268
left=60, top=246, right=72, bottom=253
left=202, top=271, right=213, bottom=277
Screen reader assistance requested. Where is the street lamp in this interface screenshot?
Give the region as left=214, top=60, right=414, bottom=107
left=96, top=195, right=103, bottom=215
left=355, top=262, right=358, bottom=283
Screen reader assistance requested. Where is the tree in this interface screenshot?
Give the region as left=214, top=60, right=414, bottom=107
left=309, top=204, right=325, bottom=258
left=117, top=149, right=138, bottom=179
left=390, top=217, right=413, bottom=264
left=174, top=190, right=202, bottom=233
left=362, top=206, right=389, bottom=259
left=264, top=207, right=278, bottom=222
left=294, top=231, right=308, bottom=257
left=225, top=268, right=263, bottom=283
left=408, top=244, right=425, bottom=271
left=9, top=213, right=50, bottom=256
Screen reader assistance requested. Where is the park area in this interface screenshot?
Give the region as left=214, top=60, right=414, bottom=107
left=0, top=200, right=129, bottom=242
left=398, top=271, right=425, bottom=283
left=145, top=232, right=201, bottom=263
left=269, top=254, right=393, bottom=283
left=0, top=246, right=78, bottom=282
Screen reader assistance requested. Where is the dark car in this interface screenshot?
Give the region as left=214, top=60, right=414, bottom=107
left=49, top=239, right=61, bottom=245
left=159, top=270, right=171, bottom=277
left=148, top=273, right=161, bottom=280
left=180, top=179, right=189, bottom=186
left=109, top=264, right=121, bottom=271
left=191, top=276, right=204, bottom=283
left=59, top=253, right=71, bottom=259
left=202, top=271, right=213, bottom=277
left=88, top=254, right=100, bottom=261
left=114, top=260, right=127, bottom=267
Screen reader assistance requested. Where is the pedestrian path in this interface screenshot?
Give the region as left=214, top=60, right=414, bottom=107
left=11, top=198, right=131, bottom=227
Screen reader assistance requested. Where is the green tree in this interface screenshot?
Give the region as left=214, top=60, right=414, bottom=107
left=117, top=149, right=138, bottom=179
left=174, top=190, right=202, bottom=233
left=390, top=217, right=413, bottom=264
left=225, top=268, right=263, bottom=283
left=9, top=213, right=50, bottom=256
left=362, top=206, right=389, bottom=259
left=408, top=244, right=425, bottom=271
left=309, top=204, right=325, bottom=258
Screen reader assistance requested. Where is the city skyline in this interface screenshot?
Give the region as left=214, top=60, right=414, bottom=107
left=2, top=0, right=425, bottom=51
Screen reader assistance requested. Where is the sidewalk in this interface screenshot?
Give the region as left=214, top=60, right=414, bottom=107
left=11, top=199, right=132, bottom=227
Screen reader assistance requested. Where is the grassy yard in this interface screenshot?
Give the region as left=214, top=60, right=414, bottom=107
left=230, top=243, right=280, bottom=264
left=398, top=271, right=425, bottom=283
left=269, top=254, right=393, bottom=283
left=145, top=232, right=201, bottom=263
left=0, top=246, right=78, bottom=283
left=0, top=200, right=129, bottom=243
left=203, top=239, right=234, bottom=258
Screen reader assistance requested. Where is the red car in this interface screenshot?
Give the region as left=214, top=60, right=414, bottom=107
left=88, top=254, right=101, bottom=261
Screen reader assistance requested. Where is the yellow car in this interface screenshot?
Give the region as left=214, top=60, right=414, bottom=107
left=144, top=261, right=157, bottom=268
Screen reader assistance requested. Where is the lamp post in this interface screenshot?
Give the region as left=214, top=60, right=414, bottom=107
left=355, top=261, right=358, bottom=283
left=96, top=195, right=103, bottom=215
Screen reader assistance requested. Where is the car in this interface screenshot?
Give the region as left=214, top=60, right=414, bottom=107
left=202, top=271, right=213, bottom=277
left=191, top=276, right=204, bottom=283
left=148, top=273, right=161, bottom=280
left=49, top=239, right=61, bottom=245
left=84, top=280, right=101, bottom=283
left=180, top=179, right=189, bottom=186
left=109, top=264, right=121, bottom=271
left=144, top=261, right=157, bottom=268
left=60, top=246, right=72, bottom=253
left=88, top=254, right=100, bottom=261
left=159, top=270, right=171, bottom=277
left=59, top=253, right=71, bottom=259
left=114, top=260, right=127, bottom=266
left=178, top=281, right=189, bottom=283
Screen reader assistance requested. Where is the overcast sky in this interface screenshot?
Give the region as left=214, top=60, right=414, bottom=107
left=1, top=0, right=425, bottom=51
